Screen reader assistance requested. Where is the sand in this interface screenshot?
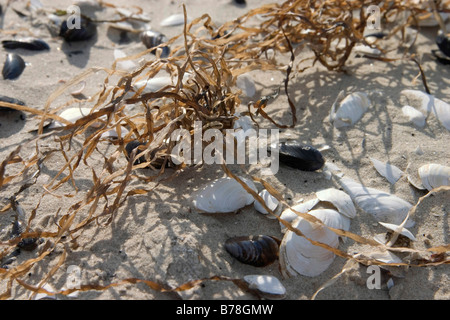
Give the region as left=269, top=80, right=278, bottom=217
left=0, top=0, right=449, bottom=300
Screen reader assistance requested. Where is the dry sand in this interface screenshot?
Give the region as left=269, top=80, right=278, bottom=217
left=0, top=0, right=449, bottom=300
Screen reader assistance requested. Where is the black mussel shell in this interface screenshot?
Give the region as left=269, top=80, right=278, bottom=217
left=277, top=141, right=325, bottom=171
left=10, top=221, right=39, bottom=251
left=234, top=0, right=247, bottom=5
left=436, top=31, right=450, bottom=58
left=2, top=38, right=50, bottom=51
left=224, top=235, right=281, bottom=267
left=0, top=95, right=25, bottom=111
left=140, top=30, right=170, bottom=58
left=432, top=49, right=450, bottom=65
left=125, top=140, right=147, bottom=165
left=59, top=18, right=97, bottom=42
left=2, top=53, right=25, bottom=80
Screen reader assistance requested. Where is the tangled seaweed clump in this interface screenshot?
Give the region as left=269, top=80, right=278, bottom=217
left=0, top=0, right=449, bottom=299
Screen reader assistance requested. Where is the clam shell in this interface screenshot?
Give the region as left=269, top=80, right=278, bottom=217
left=353, top=45, right=381, bottom=57
left=132, top=77, right=173, bottom=93
left=401, top=105, right=426, bottom=128
left=114, top=49, right=137, bottom=71
left=338, top=177, right=414, bottom=227
left=49, top=107, right=104, bottom=128
left=160, top=13, right=191, bottom=27
left=192, top=176, right=257, bottom=213
left=378, top=222, right=416, bottom=241
left=279, top=210, right=341, bottom=278
left=278, top=141, right=325, bottom=171
left=243, top=275, right=286, bottom=300
left=254, top=189, right=280, bottom=215
left=369, top=157, right=404, bottom=185
left=418, top=163, right=450, bottom=191
left=224, top=235, right=280, bottom=267
left=279, top=198, right=320, bottom=232
left=315, top=188, right=356, bottom=219
left=330, top=91, right=371, bottom=128
left=2, top=53, right=25, bottom=80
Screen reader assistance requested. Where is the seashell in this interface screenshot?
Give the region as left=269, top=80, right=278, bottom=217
left=279, top=210, right=341, bottom=278
left=132, top=77, right=173, bottom=93
left=436, top=30, right=450, bottom=58
left=101, top=126, right=129, bottom=139
left=243, top=275, right=286, bottom=300
left=32, top=283, right=57, bottom=300
left=59, top=18, right=97, bottom=42
left=417, top=163, right=450, bottom=191
left=0, top=95, right=25, bottom=111
left=378, top=222, right=416, bottom=241
left=233, top=0, right=247, bottom=5
left=192, top=176, right=258, bottom=213
left=401, top=105, right=426, bottom=127
left=2, top=53, right=26, bottom=80
left=400, top=89, right=450, bottom=131
left=279, top=198, right=320, bottom=232
left=224, top=235, right=280, bottom=267
left=277, top=141, right=325, bottom=171
left=236, top=74, right=256, bottom=97
left=160, top=13, right=191, bottom=27
left=140, top=30, right=170, bottom=58
left=2, top=38, right=50, bottom=51
left=48, top=107, right=102, bottom=128
left=125, top=140, right=147, bottom=165
left=114, top=49, right=137, bottom=71
left=10, top=220, right=39, bottom=251
left=315, top=188, right=356, bottom=219
left=338, top=177, right=414, bottom=227
left=353, top=45, right=381, bottom=57
left=254, top=189, right=280, bottom=216
left=330, top=91, right=371, bottom=128
left=369, top=157, right=404, bottom=185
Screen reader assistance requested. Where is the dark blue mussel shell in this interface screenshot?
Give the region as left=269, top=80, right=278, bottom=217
left=2, top=53, right=25, bottom=80
left=278, top=141, right=325, bottom=171
left=59, top=18, right=97, bottom=42
left=436, top=31, right=450, bottom=58
left=2, top=38, right=50, bottom=51
left=225, top=235, right=280, bottom=267
left=140, top=30, right=170, bottom=58
left=0, top=95, right=25, bottom=111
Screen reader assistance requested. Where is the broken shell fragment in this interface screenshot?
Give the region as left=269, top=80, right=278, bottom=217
left=224, top=235, right=281, bottom=267
left=160, top=13, right=191, bottom=27
left=279, top=199, right=320, bottom=232
left=192, top=176, right=257, bottom=213
left=378, top=222, right=416, bottom=241
left=254, top=189, right=280, bottom=216
left=278, top=141, right=325, bottom=171
left=401, top=105, right=426, bottom=128
left=417, top=163, right=450, bottom=191
left=330, top=91, right=371, bottom=128
left=243, top=275, right=286, bottom=300
left=2, top=53, right=26, bottom=80
left=369, top=157, right=404, bottom=185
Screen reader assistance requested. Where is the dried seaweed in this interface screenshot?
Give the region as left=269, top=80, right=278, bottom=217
left=0, top=0, right=449, bottom=300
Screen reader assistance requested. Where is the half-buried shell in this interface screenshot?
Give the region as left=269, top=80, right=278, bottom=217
left=225, top=235, right=281, bottom=267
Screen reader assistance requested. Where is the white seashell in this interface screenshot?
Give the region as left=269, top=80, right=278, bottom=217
left=378, top=222, right=416, bottom=241
left=401, top=89, right=450, bottom=131
left=100, top=126, right=129, bottom=139
left=236, top=74, right=256, bottom=97
left=338, top=177, right=414, bottom=227
left=114, top=49, right=137, bottom=71
left=243, top=275, right=286, bottom=299
left=401, top=105, right=426, bottom=128
left=366, top=249, right=403, bottom=264
left=369, top=157, right=404, bottom=185
left=32, top=283, right=57, bottom=300
left=279, top=198, right=319, bottom=232
left=49, top=107, right=102, bottom=128
left=70, top=81, right=86, bottom=96
left=160, top=14, right=191, bottom=27
left=254, top=189, right=280, bottom=215
left=192, top=176, right=257, bottom=213
left=279, top=210, right=341, bottom=278
left=133, top=77, right=173, bottom=93
left=309, top=208, right=350, bottom=232
left=418, top=163, right=450, bottom=191
left=315, top=188, right=356, bottom=219
left=353, top=45, right=381, bottom=57
left=330, top=91, right=371, bottom=128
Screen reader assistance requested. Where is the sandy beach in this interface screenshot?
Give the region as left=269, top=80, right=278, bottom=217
left=0, top=0, right=449, bottom=300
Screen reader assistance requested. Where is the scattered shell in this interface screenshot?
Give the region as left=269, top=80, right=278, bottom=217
left=70, top=81, right=86, bottom=96
left=48, top=107, right=101, bottom=128
left=132, top=76, right=173, bottom=93
left=369, top=157, right=404, bottom=185
left=279, top=198, right=320, bottom=232
left=315, top=188, right=357, bottom=219
left=401, top=89, right=450, bottom=131
left=236, top=74, right=256, bottom=97
left=277, top=141, right=325, bottom=171
left=338, top=177, right=414, bottom=227
left=417, top=163, right=450, bottom=191
left=378, top=222, right=416, bottom=241
left=0, top=95, right=25, bottom=111
left=32, top=283, right=57, bottom=300
left=224, top=235, right=280, bottom=267
left=192, top=176, right=257, bottom=213
left=279, top=211, right=340, bottom=278
left=125, top=140, right=147, bottom=165
left=254, top=189, right=280, bottom=216
left=59, top=18, right=97, bottom=42
left=160, top=13, right=191, bottom=27
left=243, top=275, right=286, bottom=300
left=401, top=105, right=426, bottom=128
left=2, top=38, right=50, bottom=51
left=140, top=30, right=170, bottom=58
left=353, top=45, right=381, bottom=57
left=114, top=48, right=137, bottom=71
left=10, top=220, right=39, bottom=251
left=330, top=91, right=371, bottom=128
left=2, top=53, right=26, bottom=80
left=436, top=30, right=450, bottom=58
